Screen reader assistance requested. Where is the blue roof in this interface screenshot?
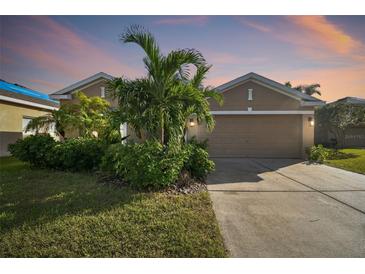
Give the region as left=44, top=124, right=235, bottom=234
left=0, top=80, right=59, bottom=104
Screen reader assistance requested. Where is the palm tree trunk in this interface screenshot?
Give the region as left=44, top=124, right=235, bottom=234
left=160, top=112, right=164, bottom=145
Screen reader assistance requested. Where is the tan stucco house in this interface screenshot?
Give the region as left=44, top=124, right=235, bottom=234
left=0, top=80, right=59, bottom=156
left=51, top=72, right=324, bottom=159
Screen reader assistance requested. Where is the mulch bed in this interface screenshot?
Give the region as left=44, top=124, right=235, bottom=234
left=96, top=170, right=207, bottom=195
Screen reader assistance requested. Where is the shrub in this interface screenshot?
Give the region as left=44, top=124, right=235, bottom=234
left=9, top=135, right=105, bottom=171
left=101, top=141, right=188, bottom=189
left=8, top=135, right=56, bottom=168
left=50, top=138, right=105, bottom=171
left=306, top=144, right=333, bottom=163
left=187, top=136, right=209, bottom=150
left=183, top=143, right=215, bottom=180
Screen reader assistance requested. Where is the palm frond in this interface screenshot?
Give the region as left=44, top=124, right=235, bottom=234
left=191, top=65, right=211, bottom=88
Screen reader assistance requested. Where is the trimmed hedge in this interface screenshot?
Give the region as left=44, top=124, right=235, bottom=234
left=9, top=135, right=215, bottom=189
left=50, top=138, right=105, bottom=171
left=9, top=135, right=105, bottom=171
left=101, top=141, right=189, bottom=189
left=8, top=135, right=56, bottom=168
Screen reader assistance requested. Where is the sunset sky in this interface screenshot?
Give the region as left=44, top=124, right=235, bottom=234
left=1, top=15, right=364, bottom=102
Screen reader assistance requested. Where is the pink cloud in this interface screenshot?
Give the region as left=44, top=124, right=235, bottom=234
left=26, top=78, right=63, bottom=90
left=206, top=75, right=234, bottom=87
left=205, top=52, right=241, bottom=65
left=267, top=65, right=365, bottom=102
left=287, top=16, right=360, bottom=55
left=1, top=16, right=142, bottom=91
left=237, top=18, right=271, bottom=33
left=153, top=16, right=209, bottom=26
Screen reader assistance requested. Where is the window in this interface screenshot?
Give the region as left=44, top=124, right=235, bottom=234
left=100, top=86, right=105, bottom=98
left=22, top=116, right=57, bottom=138
left=22, top=117, right=35, bottom=138
left=248, top=89, right=253, bottom=101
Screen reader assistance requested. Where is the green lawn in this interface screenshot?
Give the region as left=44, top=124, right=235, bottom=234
left=326, top=148, right=365, bottom=175
left=0, top=157, right=226, bottom=257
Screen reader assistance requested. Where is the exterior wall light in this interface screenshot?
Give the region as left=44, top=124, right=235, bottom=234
left=189, top=118, right=196, bottom=127
left=308, top=117, right=314, bottom=127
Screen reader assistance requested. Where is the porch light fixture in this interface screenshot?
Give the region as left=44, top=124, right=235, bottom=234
left=189, top=118, right=196, bottom=127
left=308, top=117, right=314, bottom=127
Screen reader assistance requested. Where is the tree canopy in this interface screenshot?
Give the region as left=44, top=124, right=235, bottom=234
left=26, top=91, right=110, bottom=139
left=108, top=25, right=222, bottom=145
left=316, top=102, right=365, bottom=147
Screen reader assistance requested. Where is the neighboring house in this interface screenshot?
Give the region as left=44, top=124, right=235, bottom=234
left=315, top=96, right=365, bottom=148
left=0, top=80, right=59, bottom=156
left=51, top=72, right=324, bottom=159
left=50, top=72, right=126, bottom=138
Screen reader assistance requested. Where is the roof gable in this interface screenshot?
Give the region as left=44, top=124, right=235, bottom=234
left=51, top=72, right=114, bottom=95
left=332, top=96, right=365, bottom=105
left=216, top=72, right=325, bottom=106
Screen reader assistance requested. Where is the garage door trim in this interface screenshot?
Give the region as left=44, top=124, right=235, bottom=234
left=211, top=110, right=314, bottom=115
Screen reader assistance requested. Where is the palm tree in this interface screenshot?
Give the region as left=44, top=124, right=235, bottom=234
left=25, top=105, right=78, bottom=139
left=108, top=25, right=222, bottom=145
left=284, top=81, right=292, bottom=88
left=294, top=83, right=321, bottom=96
left=285, top=81, right=321, bottom=96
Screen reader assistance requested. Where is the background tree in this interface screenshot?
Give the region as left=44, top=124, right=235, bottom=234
left=74, top=91, right=110, bottom=137
left=108, top=25, right=222, bottom=145
left=26, top=91, right=110, bottom=139
left=316, top=103, right=365, bottom=147
left=294, top=83, right=321, bottom=96
left=284, top=81, right=292, bottom=88
left=285, top=81, right=322, bottom=96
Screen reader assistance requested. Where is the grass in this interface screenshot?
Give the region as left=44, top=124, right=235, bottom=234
left=326, top=148, right=365, bottom=174
left=0, top=157, right=226, bottom=257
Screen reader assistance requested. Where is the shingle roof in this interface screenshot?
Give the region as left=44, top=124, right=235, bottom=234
left=51, top=72, right=114, bottom=95
left=216, top=72, right=325, bottom=105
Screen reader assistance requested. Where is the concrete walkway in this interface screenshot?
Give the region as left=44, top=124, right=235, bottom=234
left=208, top=158, right=365, bottom=257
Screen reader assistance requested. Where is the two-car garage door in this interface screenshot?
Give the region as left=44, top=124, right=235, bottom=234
left=205, top=115, right=302, bottom=158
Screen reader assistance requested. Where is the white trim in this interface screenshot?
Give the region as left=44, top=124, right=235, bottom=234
left=211, top=110, right=314, bottom=115
left=50, top=94, right=72, bottom=100
left=301, top=101, right=326, bottom=106
left=0, top=95, right=58, bottom=110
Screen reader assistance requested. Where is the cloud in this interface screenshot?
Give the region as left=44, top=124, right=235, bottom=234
left=153, top=16, right=209, bottom=26
left=276, top=16, right=365, bottom=64
left=26, top=78, right=63, bottom=90
left=1, top=16, right=142, bottom=92
left=205, top=52, right=241, bottom=65
left=287, top=16, right=360, bottom=55
left=237, top=18, right=271, bottom=33
left=267, top=64, right=365, bottom=102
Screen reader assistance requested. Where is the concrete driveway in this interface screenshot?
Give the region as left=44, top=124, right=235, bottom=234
left=208, top=158, right=365, bottom=257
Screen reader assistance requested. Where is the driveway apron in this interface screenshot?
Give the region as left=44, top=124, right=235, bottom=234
left=208, top=158, right=365, bottom=257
